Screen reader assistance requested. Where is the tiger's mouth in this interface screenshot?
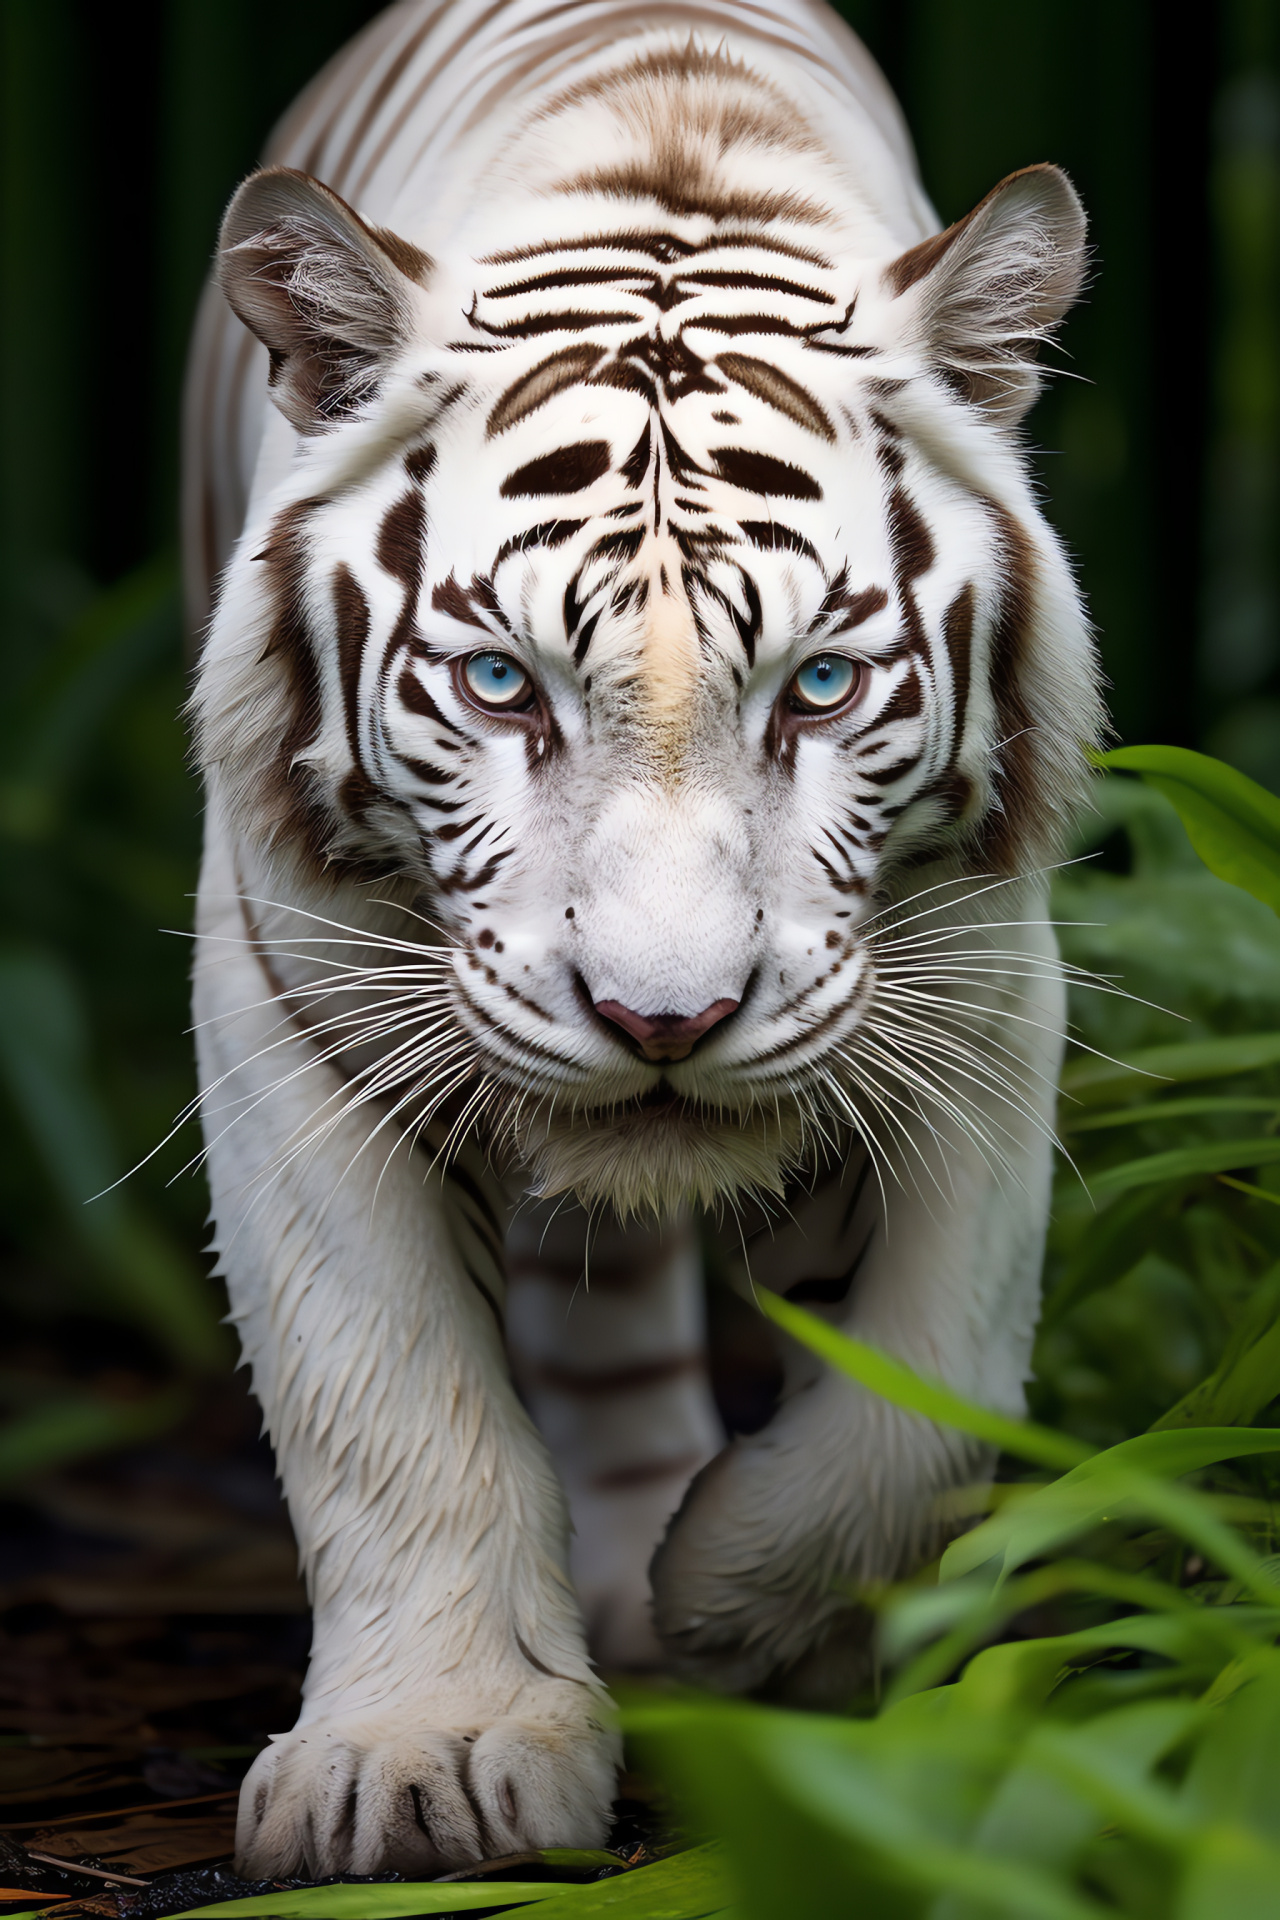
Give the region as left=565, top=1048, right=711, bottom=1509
left=510, top=1079, right=808, bottom=1219
left=603, top=1084, right=712, bottom=1122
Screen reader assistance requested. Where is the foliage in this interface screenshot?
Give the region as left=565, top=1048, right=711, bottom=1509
left=0, top=558, right=228, bottom=1479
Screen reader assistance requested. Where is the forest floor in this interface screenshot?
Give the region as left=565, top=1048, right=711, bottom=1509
left=0, top=1379, right=661, bottom=1920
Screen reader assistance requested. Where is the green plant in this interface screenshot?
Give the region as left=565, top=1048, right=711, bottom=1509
left=0, top=560, right=228, bottom=1480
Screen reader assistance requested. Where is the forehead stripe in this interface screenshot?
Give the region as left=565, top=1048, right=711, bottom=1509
left=501, top=441, right=610, bottom=497
left=717, top=352, right=835, bottom=441
left=709, top=446, right=822, bottom=499
left=486, top=344, right=606, bottom=438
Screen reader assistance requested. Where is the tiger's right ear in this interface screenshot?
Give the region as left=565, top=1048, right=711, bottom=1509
left=217, top=167, right=432, bottom=434
left=884, top=164, right=1087, bottom=422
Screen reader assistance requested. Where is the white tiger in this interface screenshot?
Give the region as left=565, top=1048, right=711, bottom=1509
left=186, top=0, right=1101, bottom=1878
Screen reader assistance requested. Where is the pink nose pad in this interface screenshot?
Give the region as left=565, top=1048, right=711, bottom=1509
left=592, top=997, right=740, bottom=1063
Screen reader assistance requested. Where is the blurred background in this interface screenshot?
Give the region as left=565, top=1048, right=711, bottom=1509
left=0, top=0, right=1278, bottom=1821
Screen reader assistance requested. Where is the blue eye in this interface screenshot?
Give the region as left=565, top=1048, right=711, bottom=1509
left=461, top=652, right=533, bottom=711
left=789, top=653, right=860, bottom=713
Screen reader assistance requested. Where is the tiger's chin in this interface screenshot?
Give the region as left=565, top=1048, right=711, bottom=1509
left=513, top=1091, right=807, bottom=1220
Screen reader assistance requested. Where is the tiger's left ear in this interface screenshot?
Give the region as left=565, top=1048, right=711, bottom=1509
left=885, top=164, right=1086, bottom=423
left=217, top=166, right=432, bottom=434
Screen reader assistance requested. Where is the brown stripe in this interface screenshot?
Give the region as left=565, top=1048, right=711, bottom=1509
left=333, top=562, right=370, bottom=767
left=487, top=344, right=606, bottom=437
left=505, top=1253, right=671, bottom=1285
left=886, top=486, right=935, bottom=581
left=533, top=1354, right=706, bottom=1397
left=254, top=498, right=331, bottom=872
left=981, top=502, right=1041, bottom=872
left=350, top=0, right=516, bottom=202
left=481, top=229, right=832, bottom=270
left=942, top=582, right=975, bottom=768
left=377, top=488, right=426, bottom=591
left=329, top=10, right=445, bottom=191
left=591, top=1451, right=704, bottom=1492
left=717, top=352, right=835, bottom=441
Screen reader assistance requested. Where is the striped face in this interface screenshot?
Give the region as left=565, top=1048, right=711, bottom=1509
left=202, top=161, right=1098, bottom=1215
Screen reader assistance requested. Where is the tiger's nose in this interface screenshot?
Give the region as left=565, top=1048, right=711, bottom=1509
left=592, top=997, right=740, bottom=1063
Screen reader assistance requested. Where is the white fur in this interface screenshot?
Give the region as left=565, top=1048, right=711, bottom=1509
left=186, top=0, right=1101, bottom=1874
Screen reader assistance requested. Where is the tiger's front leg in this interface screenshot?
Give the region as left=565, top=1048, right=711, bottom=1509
left=194, top=839, right=616, bottom=1878
left=652, top=932, right=1064, bottom=1700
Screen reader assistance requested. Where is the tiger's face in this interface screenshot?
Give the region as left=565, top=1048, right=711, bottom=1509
left=201, top=163, right=1099, bottom=1214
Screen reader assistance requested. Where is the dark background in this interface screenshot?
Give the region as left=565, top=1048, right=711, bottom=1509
left=0, top=0, right=1278, bottom=1538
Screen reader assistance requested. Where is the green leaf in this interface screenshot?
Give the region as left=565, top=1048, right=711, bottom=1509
left=0, top=1386, right=186, bottom=1486
left=941, top=1612, right=1257, bottom=1718
left=171, top=1853, right=729, bottom=1920
left=629, top=1701, right=1100, bottom=1920
left=931, top=1698, right=1199, bottom=1920
left=1059, top=1033, right=1280, bottom=1106
left=881, top=1560, right=1206, bottom=1703
left=1063, top=1096, right=1280, bottom=1132
left=757, top=1291, right=1091, bottom=1472
left=1095, top=746, right=1280, bottom=915
left=1177, top=1824, right=1280, bottom=1919
left=1181, top=1652, right=1280, bottom=1846
left=1088, top=1136, right=1280, bottom=1197
left=1039, top=1187, right=1171, bottom=1327
left=1153, top=1266, right=1280, bottom=1428
left=170, top=1882, right=570, bottom=1918
left=523, top=1847, right=729, bottom=1919
left=1219, top=1174, right=1280, bottom=1208
left=0, top=944, right=225, bottom=1370
left=940, top=1430, right=1280, bottom=1594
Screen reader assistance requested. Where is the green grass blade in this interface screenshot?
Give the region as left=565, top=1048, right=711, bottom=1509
left=1095, top=746, right=1280, bottom=913
left=940, top=1431, right=1280, bottom=1594
left=1063, top=1096, right=1280, bottom=1131
left=757, top=1291, right=1091, bottom=1471
left=170, top=1883, right=567, bottom=1918
left=520, top=1847, right=728, bottom=1919
left=0, top=944, right=225, bottom=1369
left=1218, top=1174, right=1280, bottom=1207
left=881, top=1560, right=1229, bottom=1703
left=1088, top=1136, right=1280, bottom=1196
left=1153, top=1266, right=1280, bottom=1429
left=1059, top=1033, right=1280, bottom=1105
left=1178, top=1825, right=1280, bottom=1920
left=171, top=1853, right=728, bottom=1920
left=0, top=1386, right=186, bottom=1486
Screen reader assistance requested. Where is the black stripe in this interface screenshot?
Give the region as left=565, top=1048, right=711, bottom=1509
left=739, top=520, right=822, bottom=564
left=463, top=1259, right=504, bottom=1327
left=480, top=231, right=833, bottom=269
left=784, top=1228, right=875, bottom=1305
left=445, top=1160, right=503, bottom=1240
left=678, top=269, right=834, bottom=303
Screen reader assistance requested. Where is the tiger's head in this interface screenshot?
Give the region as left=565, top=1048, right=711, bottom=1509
left=197, top=159, right=1100, bottom=1216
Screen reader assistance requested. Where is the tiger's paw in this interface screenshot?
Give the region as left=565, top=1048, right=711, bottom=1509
left=234, top=1686, right=618, bottom=1877
left=649, top=1441, right=867, bottom=1701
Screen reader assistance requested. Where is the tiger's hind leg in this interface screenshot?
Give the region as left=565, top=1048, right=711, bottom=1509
left=505, top=1204, right=723, bottom=1671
